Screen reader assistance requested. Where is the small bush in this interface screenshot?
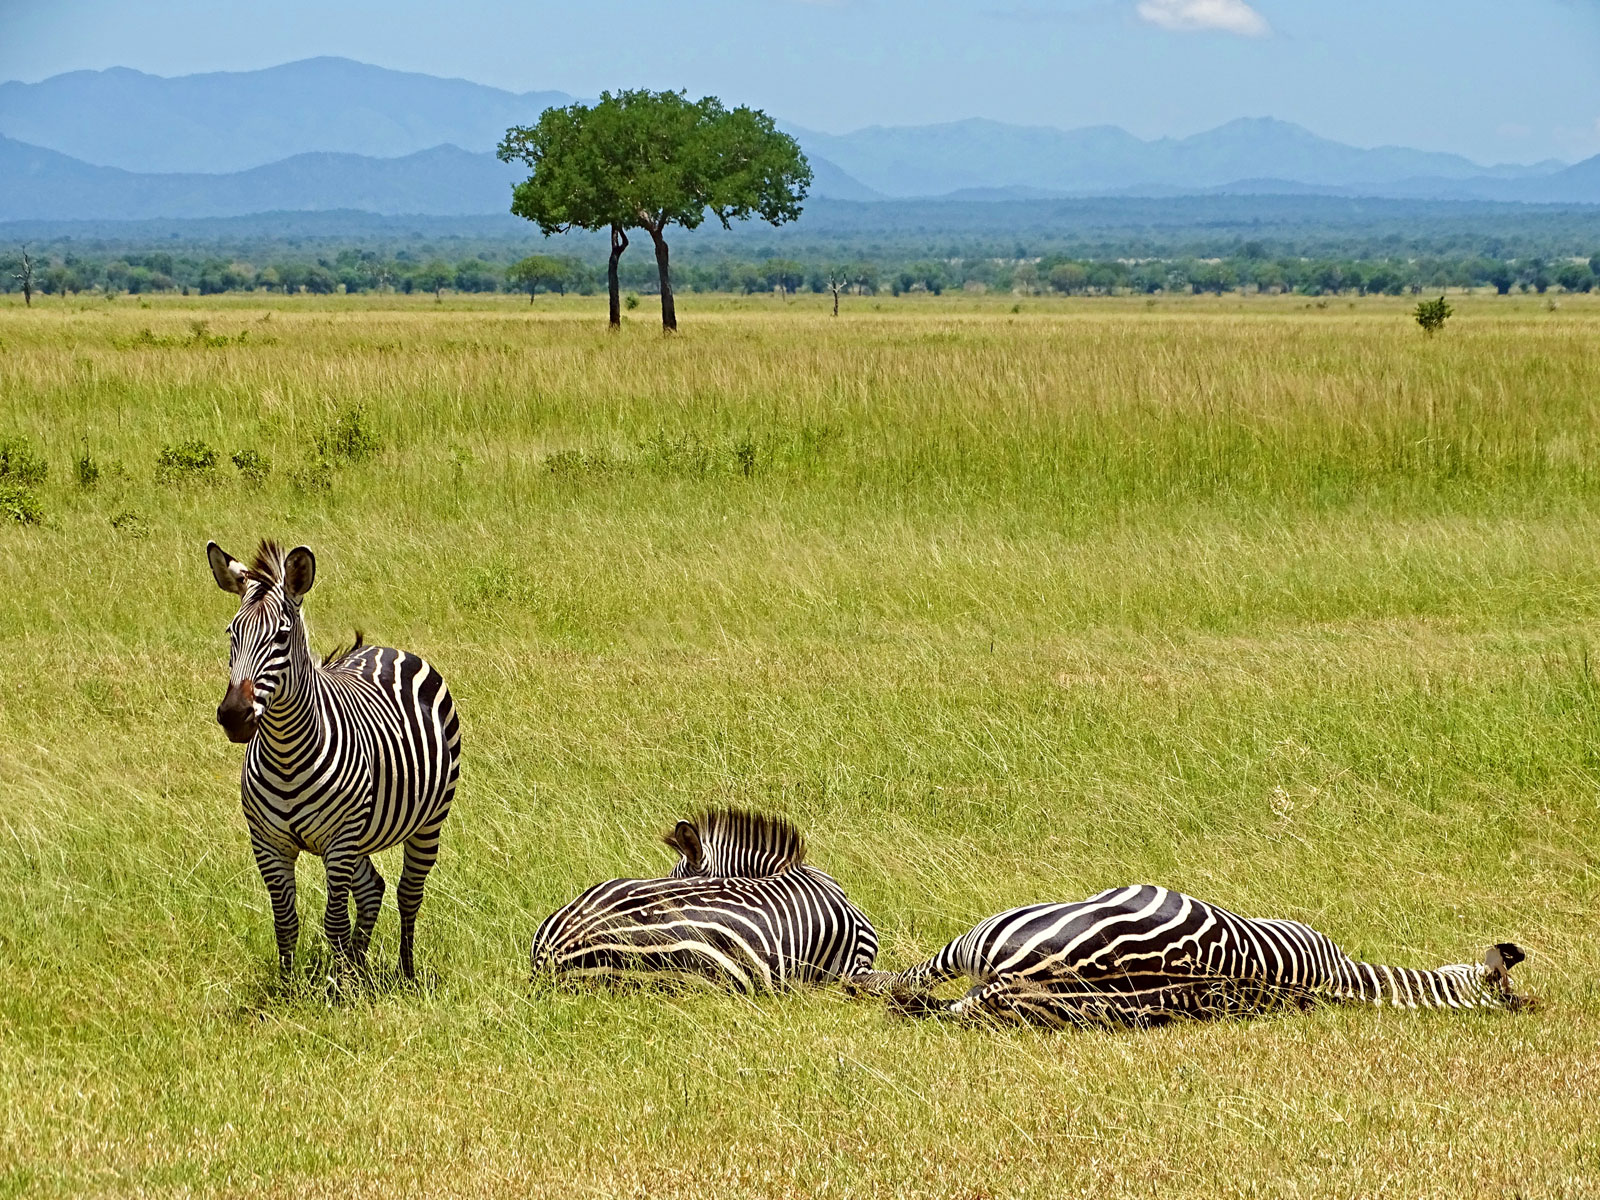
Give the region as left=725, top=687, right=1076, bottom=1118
left=456, top=558, right=539, bottom=611
left=313, top=405, right=381, bottom=464
left=545, top=448, right=612, bottom=476
left=109, top=511, right=149, bottom=539
left=289, top=460, right=334, bottom=494
left=154, top=440, right=220, bottom=484
left=231, top=449, right=272, bottom=483
left=75, top=443, right=100, bottom=489
left=623, top=293, right=640, bottom=311
left=0, top=437, right=48, bottom=487
left=1414, top=295, right=1453, bottom=336
left=0, top=481, right=43, bottom=525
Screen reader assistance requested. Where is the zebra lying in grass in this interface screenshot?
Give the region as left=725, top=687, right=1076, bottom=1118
left=852, top=884, right=1529, bottom=1026
left=531, top=809, right=878, bottom=992
left=207, top=539, right=461, bottom=979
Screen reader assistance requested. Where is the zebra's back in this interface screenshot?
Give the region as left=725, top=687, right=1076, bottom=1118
left=532, top=866, right=879, bottom=993
left=886, top=884, right=1525, bottom=1025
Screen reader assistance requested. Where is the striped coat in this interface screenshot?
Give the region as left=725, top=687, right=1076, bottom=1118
left=864, top=884, right=1528, bottom=1026
left=531, top=810, right=878, bottom=992
left=208, top=540, right=461, bottom=977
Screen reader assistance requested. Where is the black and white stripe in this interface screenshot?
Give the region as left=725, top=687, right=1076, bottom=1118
left=207, top=540, right=462, bottom=977
left=865, top=884, right=1528, bottom=1026
left=531, top=810, right=878, bottom=992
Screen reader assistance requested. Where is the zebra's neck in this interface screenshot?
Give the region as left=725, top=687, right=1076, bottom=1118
left=255, top=612, right=328, bottom=773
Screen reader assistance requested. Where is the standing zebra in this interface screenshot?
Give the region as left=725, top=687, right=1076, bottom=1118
left=531, top=809, right=878, bottom=992
left=207, top=540, right=461, bottom=978
left=857, top=884, right=1528, bottom=1026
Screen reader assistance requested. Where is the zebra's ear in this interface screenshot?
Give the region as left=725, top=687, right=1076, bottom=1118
left=283, top=546, right=316, bottom=604
left=664, top=820, right=703, bottom=869
left=207, top=541, right=248, bottom=596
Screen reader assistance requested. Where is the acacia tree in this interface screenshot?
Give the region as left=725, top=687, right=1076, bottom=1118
left=500, top=90, right=810, bottom=331
left=507, top=254, right=574, bottom=302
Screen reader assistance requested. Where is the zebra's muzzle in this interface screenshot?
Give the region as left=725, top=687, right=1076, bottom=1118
left=217, top=679, right=259, bottom=743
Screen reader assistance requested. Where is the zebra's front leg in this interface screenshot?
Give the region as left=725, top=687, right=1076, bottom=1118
left=349, top=856, right=386, bottom=971
left=320, top=845, right=361, bottom=972
left=396, top=826, right=443, bottom=980
left=252, top=840, right=300, bottom=975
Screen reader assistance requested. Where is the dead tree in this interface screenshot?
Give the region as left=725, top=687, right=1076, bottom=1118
left=12, top=247, right=34, bottom=307
left=828, top=269, right=844, bottom=318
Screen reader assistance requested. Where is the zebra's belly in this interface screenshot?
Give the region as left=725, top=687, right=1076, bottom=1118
left=242, top=759, right=451, bottom=857
left=244, top=788, right=370, bottom=857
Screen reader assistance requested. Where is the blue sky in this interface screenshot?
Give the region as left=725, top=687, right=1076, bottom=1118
left=2, top=0, right=1598, bottom=163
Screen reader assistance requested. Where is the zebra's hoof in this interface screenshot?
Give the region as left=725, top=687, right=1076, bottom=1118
left=885, top=990, right=950, bottom=1019
left=842, top=971, right=899, bottom=997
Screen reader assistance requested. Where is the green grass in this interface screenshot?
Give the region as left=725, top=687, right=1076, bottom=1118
left=2, top=291, right=1599, bottom=1197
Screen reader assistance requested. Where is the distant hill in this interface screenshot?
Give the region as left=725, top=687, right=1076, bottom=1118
left=0, top=58, right=1589, bottom=215
left=0, top=135, right=880, bottom=220
left=2, top=59, right=1576, bottom=199
left=0, top=136, right=517, bottom=220
left=3, top=131, right=1595, bottom=224
left=790, top=116, right=1565, bottom=198
left=0, top=57, right=574, bottom=173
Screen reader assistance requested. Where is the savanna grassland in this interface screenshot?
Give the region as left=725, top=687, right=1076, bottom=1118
left=1, top=290, right=1598, bottom=1198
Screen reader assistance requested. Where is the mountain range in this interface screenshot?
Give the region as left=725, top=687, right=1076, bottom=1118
left=0, top=57, right=1595, bottom=223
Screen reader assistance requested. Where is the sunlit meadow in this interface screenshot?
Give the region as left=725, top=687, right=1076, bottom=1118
left=1, top=290, right=1597, bottom=1197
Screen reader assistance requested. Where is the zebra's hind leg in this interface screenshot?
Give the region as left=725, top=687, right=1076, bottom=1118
left=951, top=975, right=1167, bottom=1028
left=396, top=827, right=442, bottom=980
left=252, top=840, right=300, bottom=976
left=348, top=856, right=386, bottom=971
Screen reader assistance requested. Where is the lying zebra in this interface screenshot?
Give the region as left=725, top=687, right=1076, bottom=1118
left=531, top=809, right=878, bottom=992
left=854, top=884, right=1529, bottom=1026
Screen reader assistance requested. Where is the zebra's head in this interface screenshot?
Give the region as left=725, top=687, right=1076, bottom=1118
left=206, top=539, right=316, bottom=743
left=663, top=808, right=807, bottom=879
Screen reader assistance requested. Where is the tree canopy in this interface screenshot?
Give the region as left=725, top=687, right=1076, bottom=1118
left=498, top=90, right=810, bottom=330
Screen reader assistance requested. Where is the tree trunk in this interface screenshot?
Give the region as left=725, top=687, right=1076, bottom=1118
left=651, top=229, right=676, bottom=333
left=831, top=281, right=840, bottom=317
left=607, top=224, right=629, bottom=329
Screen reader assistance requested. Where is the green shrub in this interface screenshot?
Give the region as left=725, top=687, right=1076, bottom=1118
left=154, top=439, right=220, bottom=484
left=109, top=511, right=149, bottom=539
left=75, top=443, right=100, bottom=489
left=545, top=448, right=612, bottom=475
left=455, top=558, right=539, bottom=611
left=0, top=481, right=43, bottom=525
left=289, top=460, right=334, bottom=494
left=1414, top=295, right=1453, bottom=336
left=231, top=448, right=272, bottom=483
left=0, top=437, right=48, bottom=487
left=313, top=405, right=381, bottom=464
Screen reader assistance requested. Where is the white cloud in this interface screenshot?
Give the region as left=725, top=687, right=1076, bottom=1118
left=1136, top=0, right=1271, bottom=37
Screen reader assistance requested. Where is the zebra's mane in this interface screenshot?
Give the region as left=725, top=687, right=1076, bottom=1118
left=322, top=631, right=366, bottom=667
left=668, top=808, right=808, bottom=875
left=244, top=539, right=287, bottom=588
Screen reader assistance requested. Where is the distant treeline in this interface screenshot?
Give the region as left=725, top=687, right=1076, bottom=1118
left=4, top=244, right=1599, bottom=299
